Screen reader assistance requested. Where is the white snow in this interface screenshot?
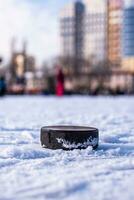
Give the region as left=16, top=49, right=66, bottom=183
left=0, top=96, right=134, bottom=200
left=56, top=137, right=98, bottom=149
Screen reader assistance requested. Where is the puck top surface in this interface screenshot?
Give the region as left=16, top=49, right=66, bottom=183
left=41, top=126, right=98, bottom=132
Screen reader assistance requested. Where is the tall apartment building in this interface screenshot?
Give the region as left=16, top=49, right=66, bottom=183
left=107, top=0, right=123, bottom=67
left=84, top=0, right=107, bottom=64
left=122, top=1, right=134, bottom=72
left=60, top=3, right=75, bottom=58
left=60, top=1, right=85, bottom=61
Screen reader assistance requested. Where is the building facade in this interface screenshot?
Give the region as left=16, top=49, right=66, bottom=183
left=8, top=39, right=37, bottom=93
left=122, top=2, right=134, bottom=72
left=84, top=0, right=107, bottom=65
left=60, top=1, right=85, bottom=61
left=60, top=3, right=75, bottom=58
left=107, top=0, right=123, bottom=67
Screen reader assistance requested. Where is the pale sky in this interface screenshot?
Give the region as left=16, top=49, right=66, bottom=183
left=0, top=0, right=74, bottom=65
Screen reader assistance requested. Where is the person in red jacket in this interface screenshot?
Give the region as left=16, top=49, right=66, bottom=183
left=56, top=67, right=64, bottom=96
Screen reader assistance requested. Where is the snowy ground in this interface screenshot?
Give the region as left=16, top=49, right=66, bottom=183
left=0, top=96, right=134, bottom=200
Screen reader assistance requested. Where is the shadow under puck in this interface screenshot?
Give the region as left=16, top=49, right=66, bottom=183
left=41, top=126, right=99, bottom=150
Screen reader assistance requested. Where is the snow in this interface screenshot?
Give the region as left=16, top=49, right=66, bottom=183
left=0, top=96, right=134, bottom=200
left=56, top=137, right=98, bottom=149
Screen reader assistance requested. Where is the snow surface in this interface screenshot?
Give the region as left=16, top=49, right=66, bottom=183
left=0, top=96, right=134, bottom=200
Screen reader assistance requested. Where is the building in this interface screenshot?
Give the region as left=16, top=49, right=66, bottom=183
left=60, top=0, right=134, bottom=72
left=9, top=40, right=26, bottom=81
left=10, top=40, right=35, bottom=79
left=60, top=1, right=85, bottom=71
left=60, top=0, right=107, bottom=68
left=122, top=1, right=134, bottom=72
left=8, top=39, right=36, bottom=93
left=107, top=0, right=123, bottom=67
left=84, top=0, right=107, bottom=65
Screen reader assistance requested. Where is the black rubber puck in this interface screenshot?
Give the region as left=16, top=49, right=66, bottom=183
left=41, top=126, right=99, bottom=150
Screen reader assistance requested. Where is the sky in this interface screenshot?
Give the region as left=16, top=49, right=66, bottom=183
left=0, top=0, right=74, bottom=65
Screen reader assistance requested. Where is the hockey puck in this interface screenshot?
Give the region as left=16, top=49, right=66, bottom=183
left=41, top=126, right=99, bottom=150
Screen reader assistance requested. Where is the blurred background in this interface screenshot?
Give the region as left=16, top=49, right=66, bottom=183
left=1, top=0, right=134, bottom=96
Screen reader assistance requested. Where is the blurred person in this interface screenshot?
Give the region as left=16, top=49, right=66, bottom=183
left=0, top=58, right=6, bottom=96
left=0, top=76, right=6, bottom=96
left=56, top=67, right=64, bottom=96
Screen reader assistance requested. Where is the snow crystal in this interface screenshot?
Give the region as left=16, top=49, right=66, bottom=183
left=56, top=137, right=98, bottom=149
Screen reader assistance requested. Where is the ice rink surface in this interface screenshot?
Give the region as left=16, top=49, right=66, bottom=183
left=0, top=96, right=134, bottom=200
